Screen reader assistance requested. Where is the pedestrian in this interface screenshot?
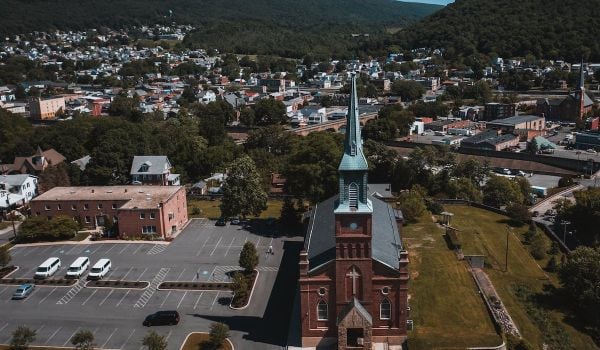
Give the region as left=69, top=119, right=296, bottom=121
left=268, top=245, right=273, bottom=255
left=196, top=272, right=199, bottom=280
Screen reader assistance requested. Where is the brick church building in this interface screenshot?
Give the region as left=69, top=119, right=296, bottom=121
left=298, top=73, right=409, bottom=349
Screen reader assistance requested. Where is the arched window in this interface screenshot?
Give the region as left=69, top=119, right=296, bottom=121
left=348, top=183, right=358, bottom=209
left=380, top=298, right=391, bottom=320
left=317, top=299, right=328, bottom=321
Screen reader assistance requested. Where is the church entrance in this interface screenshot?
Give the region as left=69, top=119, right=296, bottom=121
left=346, top=328, right=364, bottom=347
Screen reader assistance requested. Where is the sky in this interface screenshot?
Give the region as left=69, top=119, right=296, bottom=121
left=402, top=0, right=453, bottom=5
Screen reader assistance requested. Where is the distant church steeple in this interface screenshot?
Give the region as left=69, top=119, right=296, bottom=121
left=335, top=72, right=372, bottom=214
left=579, top=57, right=586, bottom=120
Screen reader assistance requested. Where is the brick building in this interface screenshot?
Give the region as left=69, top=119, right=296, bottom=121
left=29, top=97, right=66, bottom=120
left=483, top=103, right=516, bottom=121
left=460, top=130, right=520, bottom=151
left=30, top=186, right=188, bottom=239
left=485, top=115, right=545, bottom=141
left=298, top=73, right=409, bottom=349
left=426, top=119, right=472, bottom=132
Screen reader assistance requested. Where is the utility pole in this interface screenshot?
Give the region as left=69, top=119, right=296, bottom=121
left=562, top=220, right=570, bottom=246
left=505, top=225, right=510, bottom=272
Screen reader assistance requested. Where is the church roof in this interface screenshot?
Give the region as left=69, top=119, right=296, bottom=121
left=304, top=194, right=403, bottom=271
left=337, top=297, right=372, bottom=326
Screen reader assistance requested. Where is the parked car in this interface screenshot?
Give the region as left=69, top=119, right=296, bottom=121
left=215, top=218, right=227, bottom=226
left=12, top=284, right=35, bottom=300
left=586, top=149, right=597, bottom=154
left=143, top=311, right=180, bottom=326
left=230, top=218, right=241, bottom=225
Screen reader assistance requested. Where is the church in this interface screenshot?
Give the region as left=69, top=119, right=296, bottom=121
left=298, top=72, right=409, bottom=349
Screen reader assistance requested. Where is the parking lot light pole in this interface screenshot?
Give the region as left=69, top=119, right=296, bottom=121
left=561, top=220, right=570, bottom=245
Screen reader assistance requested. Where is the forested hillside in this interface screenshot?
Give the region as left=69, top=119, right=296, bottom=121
left=0, top=0, right=441, bottom=58
left=397, top=0, right=600, bottom=61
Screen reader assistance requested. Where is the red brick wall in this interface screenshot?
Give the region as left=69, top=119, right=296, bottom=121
left=31, top=199, right=127, bottom=227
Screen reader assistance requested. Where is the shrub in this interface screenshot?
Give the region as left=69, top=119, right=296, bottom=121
left=548, top=241, right=560, bottom=255
left=239, top=242, right=259, bottom=272
left=191, top=206, right=201, bottom=215
left=426, top=200, right=444, bottom=215
left=209, top=323, right=229, bottom=348
left=529, top=232, right=547, bottom=260
left=546, top=256, right=558, bottom=272
left=558, top=176, right=574, bottom=188
left=506, top=202, right=531, bottom=225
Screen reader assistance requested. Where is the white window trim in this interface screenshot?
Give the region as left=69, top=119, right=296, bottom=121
left=380, top=299, right=391, bottom=320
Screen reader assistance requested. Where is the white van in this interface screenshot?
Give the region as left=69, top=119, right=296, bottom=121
left=34, top=257, right=61, bottom=279
left=88, top=259, right=111, bottom=280
left=66, top=257, right=90, bottom=278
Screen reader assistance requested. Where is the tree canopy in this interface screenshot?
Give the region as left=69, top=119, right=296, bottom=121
left=220, top=155, right=268, bottom=219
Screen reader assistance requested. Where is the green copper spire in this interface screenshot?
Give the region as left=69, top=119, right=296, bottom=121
left=335, top=72, right=372, bottom=214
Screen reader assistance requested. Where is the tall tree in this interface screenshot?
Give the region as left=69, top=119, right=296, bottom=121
left=239, top=242, right=259, bottom=272
left=220, top=156, right=267, bottom=219
left=209, top=323, right=230, bottom=348
left=253, top=99, right=287, bottom=125
left=482, top=176, right=524, bottom=208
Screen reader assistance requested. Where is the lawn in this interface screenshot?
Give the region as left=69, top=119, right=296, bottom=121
left=187, top=198, right=284, bottom=220
left=402, top=215, right=501, bottom=350
left=0, top=221, right=11, bottom=230
left=447, top=204, right=597, bottom=350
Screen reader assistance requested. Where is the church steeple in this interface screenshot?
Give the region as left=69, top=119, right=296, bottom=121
left=335, top=72, right=372, bottom=214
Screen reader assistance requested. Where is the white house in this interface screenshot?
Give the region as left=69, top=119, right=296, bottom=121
left=0, top=174, right=38, bottom=209
left=198, top=90, right=216, bottom=104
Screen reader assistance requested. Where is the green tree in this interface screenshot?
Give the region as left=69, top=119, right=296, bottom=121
left=220, top=155, right=267, bottom=219
left=529, top=231, right=547, bottom=260
left=564, top=188, right=600, bottom=246
left=71, top=329, right=94, bottom=350
left=239, top=108, right=256, bottom=127
left=391, top=80, right=425, bottom=102
left=506, top=202, right=531, bottom=225
left=254, top=98, right=287, bottom=125
left=447, top=177, right=483, bottom=202
left=559, top=247, right=600, bottom=327
left=362, top=118, right=398, bottom=141
left=397, top=189, right=426, bottom=223
left=142, top=331, right=167, bottom=350
left=209, top=322, right=230, bottom=348
left=546, top=256, right=558, bottom=272
left=280, top=197, right=301, bottom=228
left=0, top=244, right=11, bottom=268
left=239, top=242, right=259, bottom=272
left=9, top=326, right=36, bottom=350
left=483, top=176, right=524, bottom=208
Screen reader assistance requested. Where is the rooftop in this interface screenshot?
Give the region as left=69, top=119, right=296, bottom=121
left=32, top=186, right=182, bottom=210
left=487, top=115, right=543, bottom=126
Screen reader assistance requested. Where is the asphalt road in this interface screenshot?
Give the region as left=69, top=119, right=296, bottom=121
left=1, top=218, right=302, bottom=350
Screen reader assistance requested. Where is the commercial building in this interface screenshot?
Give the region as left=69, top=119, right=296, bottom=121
left=426, top=119, right=472, bottom=132
left=486, top=115, right=545, bottom=141
left=30, top=186, right=188, bottom=239
left=460, top=130, right=520, bottom=151
left=574, top=132, right=600, bottom=150
left=29, top=97, right=66, bottom=120
left=483, top=103, right=516, bottom=121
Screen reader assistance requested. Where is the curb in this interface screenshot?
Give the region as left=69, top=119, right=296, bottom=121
left=1, top=265, right=19, bottom=278
left=179, top=332, right=234, bottom=350
left=12, top=240, right=169, bottom=248
left=84, top=280, right=150, bottom=290
left=229, top=269, right=259, bottom=310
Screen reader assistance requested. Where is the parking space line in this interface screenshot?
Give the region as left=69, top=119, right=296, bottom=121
left=164, top=330, right=173, bottom=343
left=63, top=327, right=80, bottom=346
left=0, top=286, right=9, bottom=295
left=102, top=328, right=118, bottom=348
left=224, top=237, right=236, bottom=256
left=160, top=291, right=172, bottom=307
left=118, top=244, right=131, bottom=254
left=38, top=287, right=58, bottom=304
left=105, top=267, right=118, bottom=279
left=210, top=291, right=220, bottom=311
left=65, top=244, right=80, bottom=255
left=136, top=267, right=148, bottom=281
left=121, top=266, right=134, bottom=280
left=104, top=244, right=117, bottom=254
left=81, top=289, right=98, bottom=305
left=21, top=246, right=38, bottom=257
left=256, top=237, right=262, bottom=248
left=38, top=246, right=53, bottom=255
left=175, top=268, right=186, bottom=281
left=116, top=290, right=130, bottom=307
left=0, top=323, right=8, bottom=334
left=193, top=292, right=204, bottom=309
left=21, top=266, right=39, bottom=279
left=196, top=235, right=211, bottom=256
left=99, top=289, right=114, bottom=306
left=176, top=291, right=188, bottom=308
left=44, top=326, right=62, bottom=345
left=90, top=245, right=104, bottom=254
left=132, top=245, right=143, bottom=255
left=209, top=237, right=223, bottom=256
left=120, top=329, right=136, bottom=349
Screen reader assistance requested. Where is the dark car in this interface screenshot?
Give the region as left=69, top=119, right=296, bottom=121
left=12, top=284, right=35, bottom=300
left=215, top=218, right=227, bottom=226
left=143, top=311, right=180, bottom=326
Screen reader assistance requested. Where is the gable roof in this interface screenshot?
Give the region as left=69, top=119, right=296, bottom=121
left=337, top=297, right=372, bottom=326
left=130, top=156, right=171, bottom=175
left=305, top=193, right=403, bottom=271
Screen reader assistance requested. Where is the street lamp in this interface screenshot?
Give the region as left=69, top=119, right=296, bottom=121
left=561, top=220, right=570, bottom=245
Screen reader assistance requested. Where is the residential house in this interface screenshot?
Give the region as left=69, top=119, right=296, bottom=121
left=0, top=147, right=66, bottom=175
left=0, top=174, right=39, bottom=203
left=130, top=156, right=180, bottom=186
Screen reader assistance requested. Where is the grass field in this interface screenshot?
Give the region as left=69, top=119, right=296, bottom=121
left=0, top=221, right=10, bottom=230
left=187, top=199, right=284, bottom=220
left=402, top=214, right=501, bottom=349
left=447, top=205, right=597, bottom=350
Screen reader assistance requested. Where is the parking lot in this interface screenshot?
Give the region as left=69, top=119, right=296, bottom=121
left=1, top=218, right=297, bottom=350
